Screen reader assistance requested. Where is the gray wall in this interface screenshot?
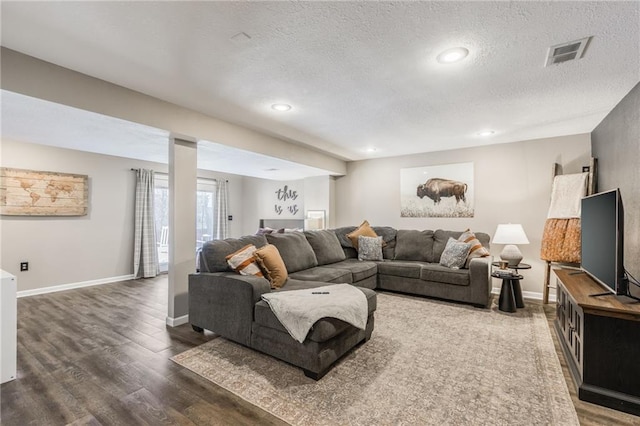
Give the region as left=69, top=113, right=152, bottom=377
left=591, top=82, right=640, bottom=296
left=335, top=134, right=592, bottom=295
left=0, top=140, right=244, bottom=292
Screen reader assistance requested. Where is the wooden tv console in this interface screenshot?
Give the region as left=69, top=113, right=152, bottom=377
left=554, top=269, right=640, bottom=416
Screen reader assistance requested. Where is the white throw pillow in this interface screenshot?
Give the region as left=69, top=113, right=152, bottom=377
left=226, top=244, right=263, bottom=277
left=358, top=235, right=383, bottom=261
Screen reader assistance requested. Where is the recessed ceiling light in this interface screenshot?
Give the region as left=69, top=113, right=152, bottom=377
left=477, top=130, right=495, bottom=137
left=271, top=104, right=292, bottom=112
left=366, top=147, right=377, bottom=153
left=436, top=47, right=469, bottom=64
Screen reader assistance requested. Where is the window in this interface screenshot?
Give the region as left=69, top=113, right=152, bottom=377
left=154, top=175, right=221, bottom=273
left=196, top=179, right=217, bottom=249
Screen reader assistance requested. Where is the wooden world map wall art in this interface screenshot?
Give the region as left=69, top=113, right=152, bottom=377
left=0, top=168, right=89, bottom=216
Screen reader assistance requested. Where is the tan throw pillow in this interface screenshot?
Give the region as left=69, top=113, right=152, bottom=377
left=458, top=229, right=490, bottom=268
left=225, top=244, right=263, bottom=277
left=253, top=244, right=288, bottom=289
left=346, top=220, right=379, bottom=250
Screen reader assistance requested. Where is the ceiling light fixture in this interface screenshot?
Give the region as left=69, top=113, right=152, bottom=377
left=436, top=47, right=469, bottom=64
left=478, top=130, right=495, bottom=137
left=366, top=147, right=377, bottom=153
left=271, top=104, right=292, bottom=112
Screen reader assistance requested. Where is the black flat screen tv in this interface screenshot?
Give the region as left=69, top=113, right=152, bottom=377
left=580, top=188, right=625, bottom=295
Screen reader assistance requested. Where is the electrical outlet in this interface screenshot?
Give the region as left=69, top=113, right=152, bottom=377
left=228, top=215, right=233, bottom=221
left=20, top=262, right=29, bottom=272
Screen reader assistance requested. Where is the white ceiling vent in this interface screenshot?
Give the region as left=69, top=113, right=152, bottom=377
left=545, top=37, right=591, bottom=67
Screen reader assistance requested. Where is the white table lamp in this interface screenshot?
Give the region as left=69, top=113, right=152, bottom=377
left=493, top=224, right=530, bottom=267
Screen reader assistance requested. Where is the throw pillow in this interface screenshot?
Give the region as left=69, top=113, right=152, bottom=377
left=358, top=235, right=383, bottom=261
left=346, top=220, right=379, bottom=250
left=458, top=229, right=491, bottom=268
left=439, top=237, right=472, bottom=269
left=225, top=244, right=263, bottom=277
left=255, top=227, right=274, bottom=235
left=253, top=244, right=288, bottom=288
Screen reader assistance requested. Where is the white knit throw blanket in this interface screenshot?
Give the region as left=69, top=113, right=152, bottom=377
left=261, top=284, right=368, bottom=343
left=547, top=173, right=588, bottom=219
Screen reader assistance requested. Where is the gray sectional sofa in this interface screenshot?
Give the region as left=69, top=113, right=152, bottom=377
left=189, top=227, right=491, bottom=379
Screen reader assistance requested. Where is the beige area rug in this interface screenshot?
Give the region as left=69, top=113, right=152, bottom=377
left=172, top=293, right=579, bottom=425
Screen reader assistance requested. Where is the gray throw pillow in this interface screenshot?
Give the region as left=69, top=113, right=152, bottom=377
left=358, top=235, right=383, bottom=261
left=439, top=237, right=472, bottom=269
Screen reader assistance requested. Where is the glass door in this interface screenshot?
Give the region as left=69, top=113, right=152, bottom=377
left=154, top=175, right=219, bottom=273
left=154, top=174, right=169, bottom=273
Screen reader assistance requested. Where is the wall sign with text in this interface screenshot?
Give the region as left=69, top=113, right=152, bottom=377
left=274, top=185, right=299, bottom=216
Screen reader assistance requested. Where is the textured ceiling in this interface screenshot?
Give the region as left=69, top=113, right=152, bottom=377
left=1, top=1, right=639, bottom=163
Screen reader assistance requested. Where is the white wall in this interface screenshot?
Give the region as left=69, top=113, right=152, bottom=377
left=335, top=134, right=592, bottom=296
left=240, top=175, right=335, bottom=235
left=1, top=47, right=347, bottom=176
left=240, top=177, right=305, bottom=235
left=0, top=140, right=244, bottom=292
left=303, top=175, right=332, bottom=227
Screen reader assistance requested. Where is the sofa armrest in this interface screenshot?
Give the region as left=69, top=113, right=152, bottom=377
left=468, top=257, right=493, bottom=307
left=189, top=273, right=271, bottom=346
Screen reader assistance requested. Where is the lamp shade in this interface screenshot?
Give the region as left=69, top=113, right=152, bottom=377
left=492, top=224, right=530, bottom=245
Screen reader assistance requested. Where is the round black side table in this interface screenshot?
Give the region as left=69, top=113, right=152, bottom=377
left=492, top=262, right=531, bottom=312
left=492, top=272, right=524, bottom=313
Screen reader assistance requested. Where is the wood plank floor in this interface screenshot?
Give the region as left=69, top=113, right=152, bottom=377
left=1, top=277, right=638, bottom=425
left=1, top=276, right=286, bottom=426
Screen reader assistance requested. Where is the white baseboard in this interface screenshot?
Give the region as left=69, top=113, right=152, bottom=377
left=166, top=314, right=189, bottom=327
left=17, top=274, right=136, bottom=298
left=491, top=287, right=557, bottom=303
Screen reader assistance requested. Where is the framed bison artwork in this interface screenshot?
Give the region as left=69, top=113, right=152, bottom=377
left=400, top=162, right=474, bottom=218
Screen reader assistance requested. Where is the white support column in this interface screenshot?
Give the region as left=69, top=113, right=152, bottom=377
left=167, top=137, right=197, bottom=327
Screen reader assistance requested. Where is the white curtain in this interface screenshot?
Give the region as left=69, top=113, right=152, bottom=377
left=133, top=169, right=159, bottom=278
left=214, top=179, right=229, bottom=239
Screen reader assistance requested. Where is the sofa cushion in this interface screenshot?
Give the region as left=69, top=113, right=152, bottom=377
left=377, top=260, right=426, bottom=279
left=328, top=259, right=378, bottom=282
left=372, top=226, right=397, bottom=259
left=439, top=237, right=472, bottom=269
left=394, top=230, right=435, bottom=262
left=289, top=267, right=353, bottom=283
left=266, top=232, right=318, bottom=273
left=346, top=220, right=379, bottom=250
left=304, top=230, right=346, bottom=265
left=253, top=286, right=377, bottom=343
left=333, top=226, right=358, bottom=258
left=420, top=264, right=470, bottom=286
left=334, top=226, right=357, bottom=248
left=199, top=235, right=268, bottom=272
left=253, top=244, right=288, bottom=289
left=225, top=244, right=263, bottom=277
left=433, top=229, right=464, bottom=262
left=358, top=235, right=384, bottom=261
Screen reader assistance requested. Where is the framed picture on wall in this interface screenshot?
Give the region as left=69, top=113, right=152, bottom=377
left=0, top=167, right=89, bottom=216
left=304, top=210, right=326, bottom=230
left=400, top=162, right=474, bottom=218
